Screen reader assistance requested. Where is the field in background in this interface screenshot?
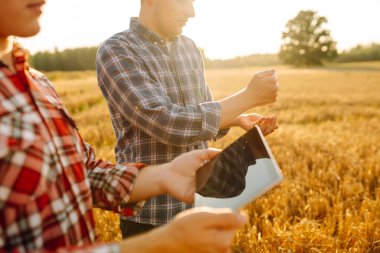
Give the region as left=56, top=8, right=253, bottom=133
left=50, top=62, right=380, bottom=252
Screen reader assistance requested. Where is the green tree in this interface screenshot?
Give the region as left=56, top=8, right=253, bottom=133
left=30, top=47, right=97, bottom=71
left=336, top=43, right=380, bottom=62
left=279, top=10, right=337, bottom=66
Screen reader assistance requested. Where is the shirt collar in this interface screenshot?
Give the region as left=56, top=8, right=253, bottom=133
left=0, top=42, right=29, bottom=72
left=130, top=17, right=179, bottom=45
left=13, top=43, right=29, bottom=71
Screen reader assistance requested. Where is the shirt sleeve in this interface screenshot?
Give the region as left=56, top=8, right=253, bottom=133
left=82, top=141, right=145, bottom=216
left=194, top=46, right=230, bottom=141
left=96, top=41, right=223, bottom=147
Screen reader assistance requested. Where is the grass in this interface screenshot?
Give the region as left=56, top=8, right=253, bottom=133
left=51, top=62, right=380, bottom=252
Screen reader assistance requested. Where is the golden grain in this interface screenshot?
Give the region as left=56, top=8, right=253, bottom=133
left=52, top=62, right=380, bottom=252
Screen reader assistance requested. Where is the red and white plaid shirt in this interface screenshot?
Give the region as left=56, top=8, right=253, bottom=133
left=0, top=44, right=144, bottom=253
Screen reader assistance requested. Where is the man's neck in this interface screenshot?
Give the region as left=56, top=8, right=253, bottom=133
left=138, top=14, right=170, bottom=42
left=0, top=36, right=15, bottom=72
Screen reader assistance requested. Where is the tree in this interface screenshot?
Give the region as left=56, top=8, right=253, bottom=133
left=279, top=10, right=337, bottom=66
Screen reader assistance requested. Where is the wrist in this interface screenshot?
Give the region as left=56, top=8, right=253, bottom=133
left=241, top=88, right=260, bottom=108
left=153, top=225, right=179, bottom=252
left=119, top=226, right=175, bottom=253
left=158, top=162, right=171, bottom=196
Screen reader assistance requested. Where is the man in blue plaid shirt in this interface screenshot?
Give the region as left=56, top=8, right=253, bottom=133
left=96, top=0, right=279, bottom=238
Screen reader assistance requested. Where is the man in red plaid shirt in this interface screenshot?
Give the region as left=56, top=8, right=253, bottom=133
left=0, top=1, right=248, bottom=252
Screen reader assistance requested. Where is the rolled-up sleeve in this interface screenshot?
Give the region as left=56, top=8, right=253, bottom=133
left=82, top=142, right=145, bottom=216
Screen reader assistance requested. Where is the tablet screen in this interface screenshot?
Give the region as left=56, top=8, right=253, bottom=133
left=195, top=126, right=283, bottom=210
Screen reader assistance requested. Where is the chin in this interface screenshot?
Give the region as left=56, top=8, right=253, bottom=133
left=177, top=27, right=183, bottom=35
left=18, top=25, right=41, bottom=38
left=172, top=29, right=183, bottom=37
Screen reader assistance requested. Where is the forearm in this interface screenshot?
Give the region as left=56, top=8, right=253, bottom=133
left=119, top=226, right=173, bottom=253
left=218, top=89, right=254, bottom=128
left=127, top=164, right=166, bottom=202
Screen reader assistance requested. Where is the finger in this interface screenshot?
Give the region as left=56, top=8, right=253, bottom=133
left=176, top=208, right=248, bottom=228
left=258, top=119, right=269, bottom=128
left=265, top=123, right=278, bottom=135
left=260, top=116, right=277, bottom=134
left=267, top=75, right=279, bottom=87
left=201, top=210, right=248, bottom=230
left=190, top=148, right=221, bottom=163
left=269, top=114, right=277, bottom=119
left=255, top=69, right=276, bottom=79
left=205, top=148, right=221, bottom=160
left=265, top=118, right=275, bottom=128
left=254, top=117, right=265, bottom=126
left=248, top=113, right=262, bottom=121
left=261, top=125, right=268, bottom=135
left=270, top=116, right=278, bottom=128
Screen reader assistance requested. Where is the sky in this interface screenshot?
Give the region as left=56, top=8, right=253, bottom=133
left=19, top=0, right=380, bottom=59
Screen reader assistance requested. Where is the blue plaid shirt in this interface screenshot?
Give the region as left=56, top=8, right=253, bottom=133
left=96, top=18, right=228, bottom=225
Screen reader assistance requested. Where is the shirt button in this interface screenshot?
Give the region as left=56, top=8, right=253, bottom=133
left=154, top=41, right=158, bottom=45
left=134, top=106, right=139, bottom=110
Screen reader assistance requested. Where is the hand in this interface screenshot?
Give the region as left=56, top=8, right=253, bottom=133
left=225, top=113, right=278, bottom=136
left=119, top=207, right=248, bottom=253
left=255, top=115, right=278, bottom=136
left=236, top=113, right=278, bottom=135
left=162, top=207, right=248, bottom=253
left=245, top=69, right=279, bottom=107
left=160, top=149, right=221, bottom=203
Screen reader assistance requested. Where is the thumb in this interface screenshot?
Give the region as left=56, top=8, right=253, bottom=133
left=206, top=210, right=248, bottom=230
left=255, top=69, right=276, bottom=79
left=193, top=148, right=221, bottom=162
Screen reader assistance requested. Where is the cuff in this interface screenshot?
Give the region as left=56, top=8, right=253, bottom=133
left=198, top=101, right=222, bottom=140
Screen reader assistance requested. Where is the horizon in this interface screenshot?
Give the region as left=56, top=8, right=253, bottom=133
left=19, top=0, right=380, bottom=60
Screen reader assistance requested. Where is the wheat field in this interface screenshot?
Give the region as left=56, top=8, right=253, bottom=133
left=50, top=62, right=380, bottom=252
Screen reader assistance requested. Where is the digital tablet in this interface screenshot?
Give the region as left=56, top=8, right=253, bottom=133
left=195, top=125, right=283, bottom=210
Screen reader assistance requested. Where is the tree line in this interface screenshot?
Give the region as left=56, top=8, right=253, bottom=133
left=29, top=10, right=380, bottom=71
left=30, top=47, right=98, bottom=71
left=30, top=43, right=380, bottom=71
left=335, top=43, right=380, bottom=63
